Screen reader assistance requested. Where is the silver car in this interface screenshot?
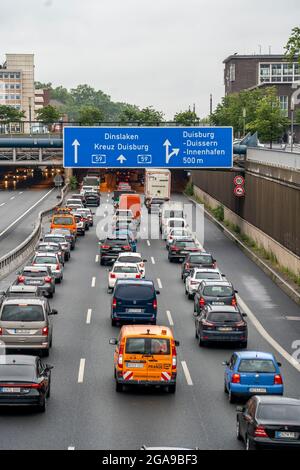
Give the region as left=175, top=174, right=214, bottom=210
left=43, top=233, right=71, bottom=261
left=0, top=297, right=58, bottom=357
left=32, top=252, right=63, bottom=283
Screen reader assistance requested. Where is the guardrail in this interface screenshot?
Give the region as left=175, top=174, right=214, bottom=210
left=0, top=184, right=69, bottom=281
left=247, top=147, right=300, bottom=170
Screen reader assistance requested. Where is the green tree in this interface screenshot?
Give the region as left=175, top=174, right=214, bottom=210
left=78, top=105, right=104, bottom=125
left=0, top=105, right=25, bottom=122
left=35, top=105, right=60, bottom=124
left=174, top=110, right=199, bottom=126
left=34, top=81, right=52, bottom=90
left=296, top=108, right=300, bottom=125
left=119, top=106, right=164, bottom=125
left=246, top=88, right=289, bottom=147
left=285, top=27, right=300, bottom=65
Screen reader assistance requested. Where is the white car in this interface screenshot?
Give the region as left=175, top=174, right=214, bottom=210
left=166, top=228, right=194, bottom=249
left=162, top=218, right=187, bottom=240
left=160, top=204, right=185, bottom=230
left=80, top=185, right=98, bottom=195
left=32, top=252, right=64, bottom=283
left=107, top=262, right=141, bottom=291
left=116, top=252, right=147, bottom=277
left=185, top=268, right=224, bottom=299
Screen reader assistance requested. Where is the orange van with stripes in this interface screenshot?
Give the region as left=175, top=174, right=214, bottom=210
left=109, top=325, right=179, bottom=393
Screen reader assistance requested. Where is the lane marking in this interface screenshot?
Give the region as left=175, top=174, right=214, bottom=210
left=10, top=196, right=15, bottom=200
left=286, top=316, right=300, bottom=321
left=0, top=188, right=55, bottom=238
left=78, top=359, right=86, bottom=383
left=19, top=191, right=23, bottom=195
left=91, top=276, right=96, bottom=287
left=166, top=310, right=174, bottom=326
left=86, top=308, right=92, bottom=324
left=181, top=361, right=193, bottom=386
left=147, top=240, right=151, bottom=246
left=0, top=203, right=5, bottom=207
left=68, top=446, right=75, bottom=450
left=157, top=278, right=162, bottom=289
left=95, top=254, right=99, bottom=263
left=237, top=295, right=300, bottom=373
left=151, top=257, right=155, bottom=265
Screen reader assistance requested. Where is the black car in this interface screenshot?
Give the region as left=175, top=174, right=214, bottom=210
left=15, top=266, right=55, bottom=298
left=237, top=396, right=300, bottom=450
left=194, top=305, right=248, bottom=347
left=181, top=252, right=216, bottom=281
left=168, top=239, right=200, bottom=263
left=84, top=192, right=100, bottom=206
left=111, top=279, right=160, bottom=326
left=99, top=237, right=132, bottom=265
left=0, top=355, right=52, bottom=412
left=193, top=280, right=238, bottom=314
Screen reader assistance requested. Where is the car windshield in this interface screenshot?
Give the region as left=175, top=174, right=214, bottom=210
left=195, top=272, right=220, bottom=280
left=1, top=305, right=44, bottom=321
left=125, top=338, right=170, bottom=355
left=238, top=359, right=276, bottom=373
left=34, top=256, right=57, bottom=264
left=113, top=266, right=138, bottom=273
left=44, top=237, right=64, bottom=244
left=53, top=217, right=73, bottom=225
left=115, top=285, right=154, bottom=300
left=189, top=255, right=213, bottom=264
left=257, top=404, right=300, bottom=421
left=203, top=286, right=233, bottom=296
left=118, top=256, right=141, bottom=263
left=165, top=210, right=183, bottom=218
left=208, top=312, right=241, bottom=322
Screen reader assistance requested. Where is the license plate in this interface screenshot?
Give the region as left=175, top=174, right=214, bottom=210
left=249, top=388, right=267, bottom=393
left=16, top=329, right=32, bottom=335
left=126, top=362, right=144, bottom=368
left=29, top=280, right=41, bottom=285
left=112, top=248, right=121, bottom=252
left=212, top=301, right=225, bottom=305
left=1, top=387, right=21, bottom=393
left=126, top=308, right=143, bottom=313
left=275, top=431, right=297, bottom=439
left=218, top=327, right=233, bottom=332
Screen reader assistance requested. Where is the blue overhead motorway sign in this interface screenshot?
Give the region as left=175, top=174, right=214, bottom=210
left=63, top=126, right=233, bottom=169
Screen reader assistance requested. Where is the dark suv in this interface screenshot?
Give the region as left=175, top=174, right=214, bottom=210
left=181, top=252, right=216, bottom=281
left=111, top=279, right=160, bottom=326
left=85, top=192, right=100, bottom=206
left=168, top=239, right=200, bottom=263
left=194, top=280, right=238, bottom=314
left=194, top=305, right=248, bottom=347
left=100, top=238, right=132, bottom=265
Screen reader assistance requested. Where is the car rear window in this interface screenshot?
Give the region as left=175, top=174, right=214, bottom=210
left=37, top=244, right=57, bottom=252
left=176, top=241, right=197, bottom=248
left=195, top=272, right=220, bottom=280
left=208, top=311, right=242, bottom=322
left=125, top=338, right=170, bottom=355
left=118, top=256, right=141, bottom=263
left=168, top=220, right=185, bottom=228
left=23, top=270, right=48, bottom=277
left=115, top=285, right=154, bottom=300
left=44, top=236, right=64, bottom=243
left=189, top=254, right=213, bottom=264
left=257, top=404, right=300, bottom=421
left=203, top=286, right=233, bottom=296
left=238, top=359, right=276, bottom=373
left=34, top=256, right=57, bottom=264
left=165, top=210, right=184, bottom=218
left=1, top=305, right=45, bottom=322
left=53, top=217, right=73, bottom=225
left=107, top=239, right=128, bottom=246
left=0, top=365, right=36, bottom=381
left=113, top=266, right=138, bottom=273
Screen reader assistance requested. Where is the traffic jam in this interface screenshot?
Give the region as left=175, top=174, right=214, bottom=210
left=0, top=169, right=300, bottom=450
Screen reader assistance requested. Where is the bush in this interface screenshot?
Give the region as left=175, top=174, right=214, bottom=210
left=69, top=176, right=78, bottom=190
left=212, top=204, right=224, bottom=222
left=185, top=181, right=194, bottom=197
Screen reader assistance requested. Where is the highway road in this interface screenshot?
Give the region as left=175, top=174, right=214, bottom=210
left=0, top=192, right=299, bottom=450
left=0, top=184, right=60, bottom=258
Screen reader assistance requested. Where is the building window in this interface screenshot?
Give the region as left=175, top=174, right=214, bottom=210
left=15, top=73, right=20, bottom=79
left=10, top=84, right=15, bottom=89
left=279, top=96, right=288, bottom=117
left=260, top=64, right=270, bottom=82
left=260, top=62, right=300, bottom=84
left=15, top=84, right=21, bottom=89
left=9, top=73, right=15, bottom=79
left=15, top=95, right=20, bottom=100
left=5, top=84, right=9, bottom=89
left=229, top=64, right=235, bottom=82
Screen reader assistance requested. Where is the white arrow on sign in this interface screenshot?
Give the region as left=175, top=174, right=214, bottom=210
left=117, top=155, right=127, bottom=164
left=163, top=139, right=180, bottom=164
left=72, top=139, right=80, bottom=164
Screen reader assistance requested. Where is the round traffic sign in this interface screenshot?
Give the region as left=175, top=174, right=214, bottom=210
left=234, top=175, right=245, bottom=186
left=234, top=185, right=245, bottom=197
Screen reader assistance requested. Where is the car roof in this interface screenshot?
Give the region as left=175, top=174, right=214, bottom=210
left=121, top=325, right=173, bottom=337
left=0, top=355, right=37, bottom=365
left=2, top=297, right=45, bottom=305
left=255, top=396, right=300, bottom=405
left=113, top=262, right=139, bottom=267
left=115, top=279, right=154, bottom=285
left=194, top=268, right=220, bottom=272
left=44, top=234, right=64, bottom=238
left=23, top=265, right=48, bottom=271
left=206, top=305, right=239, bottom=313
left=234, top=351, right=276, bottom=360
left=201, top=280, right=233, bottom=287
left=34, top=252, right=58, bottom=257
left=118, top=252, right=142, bottom=257
left=188, top=251, right=212, bottom=256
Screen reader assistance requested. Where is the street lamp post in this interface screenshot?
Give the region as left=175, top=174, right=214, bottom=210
left=290, top=81, right=300, bottom=153
left=242, top=107, right=247, bottom=137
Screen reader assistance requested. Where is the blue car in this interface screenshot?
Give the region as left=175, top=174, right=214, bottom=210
left=223, top=351, right=284, bottom=403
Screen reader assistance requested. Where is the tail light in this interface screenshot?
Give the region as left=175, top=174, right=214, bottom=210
left=118, top=344, right=124, bottom=369
left=231, top=297, right=237, bottom=306
left=18, top=275, right=25, bottom=283
left=0, top=327, right=2, bottom=335
left=171, top=246, right=179, bottom=251
left=110, top=273, right=116, bottom=279
left=44, top=276, right=52, bottom=283
left=171, top=343, right=177, bottom=370
left=101, top=245, right=110, bottom=249
left=212, top=262, right=217, bottom=269
left=274, top=374, right=283, bottom=385
left=254, top=425, right=268, bottom=438
left=190, top=280, right=199, bottom=285
left=42, top=327, right=49, bottom=336
left=153, top=299, right=157, bottom=310
left=135, top=274, right=141, bottom=278
left=199, top=297, right=205, bottom=307
left=185, top=263, right=190, bottom=269
left=231, top=373, right=240, bottom=384
left=80, top=217, right=84, bottom=222
left=56, top=264, right=60, bottom=270
left=202, top=320, right=215, bottom=328
left=112, top=298, right=117, bottom=308
left=235, top=321, right=246, bottom=329
left=123, top=245, right=131, bottom=250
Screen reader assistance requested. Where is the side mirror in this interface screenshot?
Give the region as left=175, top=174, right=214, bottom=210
left=175, top=340, right=180, bottom=347
left=50, top=309, right=58, bottom=315
left=235, top=290, right=238, bottom=294
left=222, top=361, right=229, bottom=366
left=221, top=274, right=226, bottom=277
left=45, top=364, right=54, bottom=371
left=109, top=338, right=118, bottom=345
left=156, top=290, right=160, bottom=295
left=242, top=313, right=247, bottom=318
left=143, top=259, right=147, bottom=263
left=277, top=362, right=282, bottom=367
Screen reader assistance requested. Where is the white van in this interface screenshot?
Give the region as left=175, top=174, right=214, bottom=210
left=160, top=202, right=185, bottom=233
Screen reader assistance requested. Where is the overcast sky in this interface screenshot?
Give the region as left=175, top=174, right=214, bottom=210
left=0, top=0, right=299, bottom=118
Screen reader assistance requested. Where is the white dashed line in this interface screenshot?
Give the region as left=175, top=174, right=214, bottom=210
left=157, top=278, right=162, bottom=289
left=237, top=295, right=300, bottom=373
left=68, top=446, right=75, bottom=450
left=95, top=255, right=99, bottom=263
left=166, top=310, right=174, bottom=326
left=91, top=277, right=96, bottom=287
left=86, top=308, right=92, bottom=324
left=147, top=240, right=151, bottom=246
left=286, top=316, right=300, bottom=321
left=19, top=191, right=23, bottom=195
left=151, top=257, right=155, bottom=264
left=0, top=203, right=5, bottom=207
left=181, top=361, right=193, bottom=386
left=10, top=196, right=15, bottom=200
left=78, top=359, right=86, bottom=383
